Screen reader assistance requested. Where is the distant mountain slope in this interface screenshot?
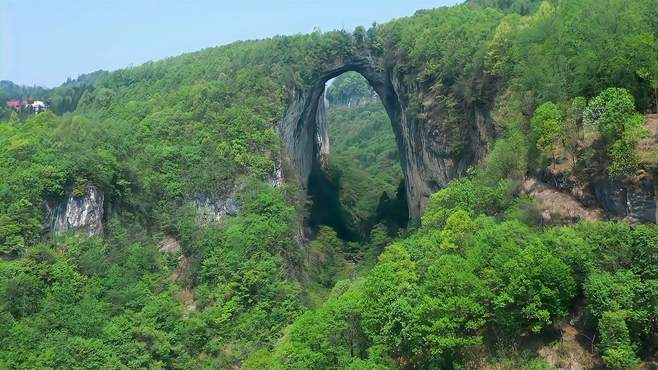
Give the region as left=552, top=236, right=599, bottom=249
left=0, top=80, right=48, bottom=101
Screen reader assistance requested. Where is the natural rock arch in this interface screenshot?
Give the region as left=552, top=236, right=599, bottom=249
left=278, top=47, right=487, bottom=221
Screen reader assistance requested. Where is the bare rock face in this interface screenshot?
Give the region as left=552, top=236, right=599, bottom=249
left=158, top=236, right=181, bottom=254
left=592, top=173, right=657, bottom=224
left=542, top=168, right=656, bottom=224
left=586, top=115, right=657, bottom=224
left=521, top=177, right=604, bottom=225
left=278, top=46, right=493, bottom=221
left=267, top=159, right=284, bottom=188
left=45, top=185, right=104, bottom=236
left=192, top=193, right=239, bottom=223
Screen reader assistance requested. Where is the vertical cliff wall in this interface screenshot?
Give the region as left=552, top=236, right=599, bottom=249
left=45, top=185, right=104, bottom=236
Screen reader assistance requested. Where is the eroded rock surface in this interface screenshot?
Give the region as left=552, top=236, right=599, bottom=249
left=267, top=159, right=284, bottom=188
left=521, top=177, right=604, bottom=224
left=158, top=236, right=182, bottom=254
left=593, top=173, right=657, bottom=224
left=541, top=171, right=656, bottom=224
left=45, top=185, right=104, bottom=235
left=192, top=193, right=239, bottom=223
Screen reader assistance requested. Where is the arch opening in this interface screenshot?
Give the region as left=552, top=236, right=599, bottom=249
left=306, top=71, right=408, bottom=241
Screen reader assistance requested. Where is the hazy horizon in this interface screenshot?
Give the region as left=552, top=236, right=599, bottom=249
left=1, top=0, right=460, bottom=88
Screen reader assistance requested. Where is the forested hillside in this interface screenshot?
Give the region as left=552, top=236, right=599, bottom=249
left=1, top=0, right=657, bottom=368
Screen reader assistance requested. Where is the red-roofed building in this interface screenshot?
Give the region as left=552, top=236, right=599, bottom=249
left=6, top=99, right=21, bottom=111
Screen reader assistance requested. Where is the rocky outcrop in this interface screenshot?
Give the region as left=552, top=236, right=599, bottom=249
left=592, top=172, right=657, bottom=224
left=158, top=236, right=182, bottom=254
left=278, top=46, right=492, bottom=221
left=192, top=192, right=239, bottom=223
left=539, top=114, right=657, bottom=224
left=521, top=177, right=604, bottom=225
left=541, top=169, right=656, bottom=224
left=544, top=173, right=600, bottom=209
left=45, top=185, right=104, bottom=235
left=267, top=159, right=284, bottom=187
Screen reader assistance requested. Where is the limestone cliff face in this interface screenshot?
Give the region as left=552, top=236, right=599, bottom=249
left=45, top=185, right=104, bottom=235
left=545, top=168, right=656, bottom=224
left=278, top=47, right=494, bottom=221
left=191, top=193, right=239, bottom=223
left=592, top=173, right=657, bottom=224
left=387, top=72, right=497, bottom=219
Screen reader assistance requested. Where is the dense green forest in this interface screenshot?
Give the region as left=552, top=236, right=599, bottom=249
left=1, top=0, right=657, bottom=368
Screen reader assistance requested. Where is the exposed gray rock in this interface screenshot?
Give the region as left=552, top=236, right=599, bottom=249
left=316, top=91, right=330, bottom=168
left=592, top=173, right=656, bottom=224
left=192, top=192, right=239, bottom=223
left=45, top=185, right=104, bottom=235
left=158, top=236, right=181, bottom=254
left=546, top=173, right=600, bottom=208
left=539, top=168, right=656, bottom=224
left=267, top=159, right=284, bottom=188
left=521, top=177, right=604, bottom=224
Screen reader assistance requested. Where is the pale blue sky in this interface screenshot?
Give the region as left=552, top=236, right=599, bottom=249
left=1, top=0, right=461, bottom=87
